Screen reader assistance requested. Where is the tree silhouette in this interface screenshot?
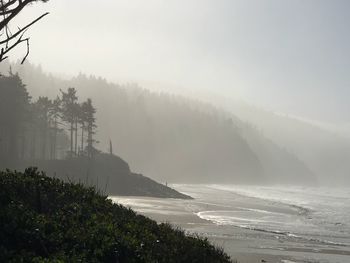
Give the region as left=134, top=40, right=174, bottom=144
left=0, top=71, right=30, bottom=161
left=84, top=98, right=97, bottom=159
left=0, top=71, right=100, bottom=163
left=79, top=101, right=88, bottom=156
left=60, top=87, right=78, bottom=157
left=73, top=103, right=80, bottom=156
left=0, top=0, right=49, bottom=63
left=109, top=139, right=113, bottom=155
left=50, top=96, right=61, bottom=160
left=34, top=96, right=52, bottom=159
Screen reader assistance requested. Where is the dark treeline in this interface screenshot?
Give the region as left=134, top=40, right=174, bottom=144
left=0, top=62, right=316, bottom=185
left=0, top=72, right=97, bottom=164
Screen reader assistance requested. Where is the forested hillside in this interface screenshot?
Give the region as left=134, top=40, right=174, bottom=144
left=0, top=72, right=97, bottom=164
left=0, top=61, right=315, bottom=184
left=225, top=101, right=350, bottom=185
left=0, top=169, right=228, bottom=262
left=0, top=68, right=190, bottom=198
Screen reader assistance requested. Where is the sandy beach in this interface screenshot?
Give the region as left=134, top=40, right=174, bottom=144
left=141, top=210, right=295, bottom=263
left=111, top=184, right=350, bottom=263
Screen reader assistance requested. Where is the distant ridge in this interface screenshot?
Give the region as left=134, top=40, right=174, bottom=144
left=1, top=61, right=316, bottom=185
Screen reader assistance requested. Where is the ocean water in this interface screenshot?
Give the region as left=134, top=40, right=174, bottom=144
left=184, top=185, right=350, bottom=246
left=111, top=184, right=350, bottom=262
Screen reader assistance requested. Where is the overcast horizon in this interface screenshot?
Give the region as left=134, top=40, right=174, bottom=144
left=9, top=0, right=350, bottom=125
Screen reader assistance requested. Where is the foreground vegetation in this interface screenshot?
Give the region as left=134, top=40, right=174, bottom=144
left=0, top=168, right=232, bottom=262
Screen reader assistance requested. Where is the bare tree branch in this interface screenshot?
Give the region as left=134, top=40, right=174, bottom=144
left=21, top=37, right=29, bottom=63
left=0, top=12, right=48, bottom=45
left=0, top=0, right=48, bottom=64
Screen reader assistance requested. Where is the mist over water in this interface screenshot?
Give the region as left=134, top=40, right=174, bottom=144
left=1, top=1, right=350, bottom=262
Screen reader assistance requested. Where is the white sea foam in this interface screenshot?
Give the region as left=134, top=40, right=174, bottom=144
left=112, top=184, right=350, bottom=263
left=174, top=184, right=350, bottom=247
left=111, top=185, right=350, bottom=263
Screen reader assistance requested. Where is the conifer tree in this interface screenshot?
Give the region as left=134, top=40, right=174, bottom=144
left=0, top=72, right=30, bottom=161
left=84, top=98, right=97, bottom=158
left=50, top=96, right=61, bottom=159
left=60, top=88, right=78, bottom=158
left=34, top=96, right=52, bottom=160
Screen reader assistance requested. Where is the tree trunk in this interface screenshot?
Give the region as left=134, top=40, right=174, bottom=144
left=31, top=129, right=36, bottom=160
left=87, top=125, right=92, bottom=158
left=75, top=120, right=78, bottom=156
left=20, top=131, right=25, bottom=160
left=70, top=122, right=73, bottom=157
left=9, top=127, right=18, bottom=162
left=53, top=118, right=57, bottom=160
left=49, top=131, right=54, bottom=160
left=42, top=128, right=47, bottom=160
left=81, top=124, right=84, bottom=156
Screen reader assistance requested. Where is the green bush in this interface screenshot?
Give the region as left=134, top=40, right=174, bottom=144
left=0, top=168, right=232, bottom=262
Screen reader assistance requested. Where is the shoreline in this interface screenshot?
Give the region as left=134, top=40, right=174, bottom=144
left=142, top=211, right=299, bottom=263
left=111, top=196, right=297, bottom=263
left=111, top=192, right=350, bottom=263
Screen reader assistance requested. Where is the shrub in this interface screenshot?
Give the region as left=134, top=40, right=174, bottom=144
left=0, top=168, right=232, bottom=262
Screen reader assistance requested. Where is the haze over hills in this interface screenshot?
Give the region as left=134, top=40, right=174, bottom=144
left=138, top=80, right=350, bottom=186
left=2, top=1, right=350, bottom=262
left=224, top=101, right=350, bottom=185
left=137, top=80, right=350, bottom=186
left=0, top=61, right=317, bottom=185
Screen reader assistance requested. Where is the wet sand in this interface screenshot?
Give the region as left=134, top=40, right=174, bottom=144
left=111, top=194, right=350, bottom=263
left=144, top=211, right=297, bottom=263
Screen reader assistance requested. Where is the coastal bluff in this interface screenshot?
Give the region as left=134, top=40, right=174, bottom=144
left=1, top=153, right=191, bottom=200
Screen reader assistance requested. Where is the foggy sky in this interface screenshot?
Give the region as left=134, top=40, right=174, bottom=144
left=10, top=0, right=350, bottom=124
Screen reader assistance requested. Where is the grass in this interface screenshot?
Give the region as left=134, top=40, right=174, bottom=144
left=0, top=168, right=232, bottom=262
